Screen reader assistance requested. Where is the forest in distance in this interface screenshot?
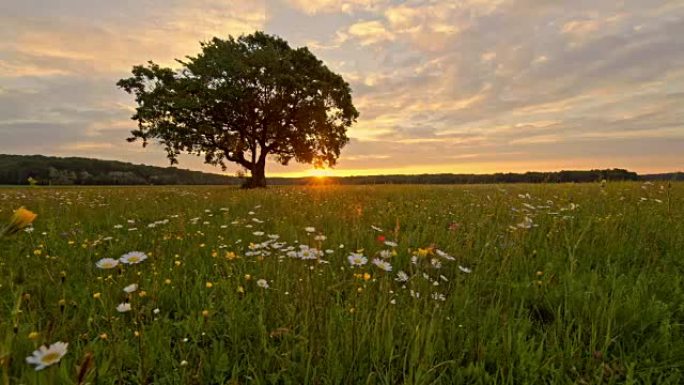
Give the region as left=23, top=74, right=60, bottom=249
left=0, top=154, right=681, bottom=186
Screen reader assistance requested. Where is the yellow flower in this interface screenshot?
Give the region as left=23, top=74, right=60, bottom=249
left=138, top=290, right=147, bottom=298
left=164, top=279, right=172, bottom=285
left=134, top=331, right=140, bottom=337
left=28, top=331, right=39, bottom=340
left=237, top=285, right=245, bottom=294
left=3, top=207, right=37, bottom=236
left=93, top=292, right=101, bottom=299
left=205, top=282, right=213, bottom=289
left=99, top=333, right=108, bottom=340
left=417, top=248, right=430, bottom=258
left=244, top=274, right=252, bottom=281
left=363, top=272, right=371, bottom=281
left=33, top=249, right=42, bottom=256
left=225, top=251, right=237, bottom=260
left=201, top=310, right=210, bottom=318
left=174, top=260, right=182, bottom=267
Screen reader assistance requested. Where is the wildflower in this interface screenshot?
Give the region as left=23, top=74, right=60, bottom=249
left=180, top=360, right=188, bottom=367
left=116, top=303, right=132, bottom=313
left=205, top=282, right=213, bottom=289
left=384, top=241, right=398, bottom=247
left=458, top=265, right=472, bottom=274
left=164, top=279, right=172, bottom=285
left=3, top=207, right=37, bottom=236
left=376, top=235, right=386, bottom=243
left=379, top=250, right=392, bottom=259
left=298, top=248, right=319, bottom=260
left=395, top=271, right=409, bottom=282
left=201, top=310, right=210, bottom=317
left=435, top=249, right=455, bottom=261
left=120, top=251, right=148, bottom=265
left=123, top=284, right=138, bottom=293
left=517, top=216, right=534, bottom=229
left=371, top=225, right=383, bottom=232
left=372, top=258, right=392, bottom=272
left=431, top=293, right=446, bottom=302
left=244, top=274, right=252, bottom=281
left=257, top=279, right=269, bottom=289
left=25, top=341, right=68, bottom=371
left=99, top=333, right=108, bottom=340
left=138, top=291, right=147, bottom=298
left=348, top=253, right=368, bottom=267
left=304, top=226, right=316, bottom=233
left=92, top=292, right=101, bottom=299
left=28, top=331, right=39, bottom=340
left=430, top=258, right=442, bottom=269
left=314, top=234, right=327, bottom=241
left=252, top=231, right=264, bottom=236
left=237, top=285, right=245, bottom=294
left=153, top=308, right=160, bottom=314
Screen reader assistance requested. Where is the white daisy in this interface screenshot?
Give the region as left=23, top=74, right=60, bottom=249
left=123, top=283, right=138, bottom=293
left=120, top=251, right=148, bottom=265
left=430, top=258, right=442, bottom=269
left=458, top=265, right=472, bottom=273
left=298, top=248, right=320, bottom=260
left=435, top=249, right=455, bottom=261
left=347, top=253, right=368, bottom=267
left=305, top=226, right=316, bottom=233
left=372, top=258, right=392, bottom=272
left=384, top=241, right=398, bottom=247
left=379, top=250, right=392, bottom=259
left=395, top=271, right=409, bottom=282
left=25, top=341, right=68, bottom=371
left=95, top=258, right=119, bottom=269
left=256, top=279, right=269, bottom=289
left=394, top=270, right=408, bottom=282
left=116, top=302, right=132, bottom=313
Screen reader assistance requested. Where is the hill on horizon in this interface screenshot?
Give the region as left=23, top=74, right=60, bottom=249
left=0, top=154, right=681, bottom=186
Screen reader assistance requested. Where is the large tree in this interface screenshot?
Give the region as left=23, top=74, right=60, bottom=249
left=117, top=32, right=358, bottom=188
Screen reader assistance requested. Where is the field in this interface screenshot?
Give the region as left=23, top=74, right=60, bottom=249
left=1, top=183, right=683, bottom=384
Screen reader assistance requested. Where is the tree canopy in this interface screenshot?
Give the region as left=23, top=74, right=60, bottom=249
left=117, top=31, right=359, bottom=187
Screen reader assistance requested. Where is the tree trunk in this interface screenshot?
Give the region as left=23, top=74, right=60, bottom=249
left=242, top=162, right=267, bottom=189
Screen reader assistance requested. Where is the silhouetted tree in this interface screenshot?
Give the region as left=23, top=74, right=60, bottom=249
left=117, top=31, right=359, bottom=188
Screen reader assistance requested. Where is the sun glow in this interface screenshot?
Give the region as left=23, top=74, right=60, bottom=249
left=308, top=168, right=333, bottom=178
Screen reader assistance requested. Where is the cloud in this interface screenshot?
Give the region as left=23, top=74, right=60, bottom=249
left=285, top=0, right=389, bottom=15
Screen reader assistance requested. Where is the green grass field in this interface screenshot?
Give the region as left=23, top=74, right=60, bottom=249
left=1, top=183, right=683, bottom=384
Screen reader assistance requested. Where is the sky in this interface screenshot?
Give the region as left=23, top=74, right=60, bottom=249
left=1, top=0, right=683, bottom=177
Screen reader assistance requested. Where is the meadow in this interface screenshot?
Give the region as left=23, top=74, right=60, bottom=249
left=1, top=182, right=683, bottom=384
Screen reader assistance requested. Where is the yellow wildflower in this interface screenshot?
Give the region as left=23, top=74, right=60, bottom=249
left=28, top=331, right=39, bottom=340
left=2, top=207, right=37, bottom=236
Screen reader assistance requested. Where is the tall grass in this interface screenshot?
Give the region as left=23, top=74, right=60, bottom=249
left=0, top=182, right=682, bottom=384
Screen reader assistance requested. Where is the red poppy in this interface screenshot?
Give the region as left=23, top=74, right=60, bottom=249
left=376, top=234, right=386, bottom=243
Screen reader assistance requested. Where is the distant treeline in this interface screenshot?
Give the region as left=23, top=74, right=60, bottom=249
left=0, top=154, right=240, bottom=185
left=0, top=154, right=681, bottom=186
left=283, top=169, right=644, bottom=185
